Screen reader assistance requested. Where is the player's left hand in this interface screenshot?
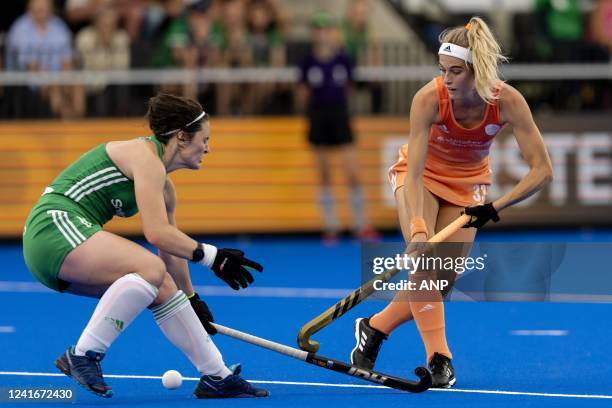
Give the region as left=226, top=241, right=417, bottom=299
left=212, top=248, right=263, bottom=290
left=462, top=203, right=500, bottom=228
left=189, top=292, right=217, bottom=335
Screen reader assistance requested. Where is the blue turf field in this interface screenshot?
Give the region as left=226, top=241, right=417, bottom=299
left=1, top=230, right=612, bottom=407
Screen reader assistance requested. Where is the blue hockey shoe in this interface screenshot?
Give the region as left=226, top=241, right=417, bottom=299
left=55, top=347, right=113, bottom=398
left=194, top=364, right=269, bottom=398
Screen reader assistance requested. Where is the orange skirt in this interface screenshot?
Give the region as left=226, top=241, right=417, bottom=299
left=388, top=144, right=491, bottom=207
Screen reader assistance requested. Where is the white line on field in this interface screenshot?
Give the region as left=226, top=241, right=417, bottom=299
left=0, top=371, right=610, bottom=400
left=510, top=330, right=569, bottom=336
left=0, top=281, right=351, bottom=299
left=2, top=281, right=612, bottom=303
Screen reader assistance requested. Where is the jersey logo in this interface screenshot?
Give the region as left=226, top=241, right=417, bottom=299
left=111, top=199, right=125, bottom=216
left=42, top=187, right=54, bottom=196
left=77, top=216, right=93, bottom=228
left=437, top=124, right=449, bottom=133
left=418, top=303, right=435, bottom=313
left=485, top=124, right=501, bottom=136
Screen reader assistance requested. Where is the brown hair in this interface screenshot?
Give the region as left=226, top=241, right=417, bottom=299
left=146, top=93, right=208, bottom=144
left=246, top=0, right=282, bottom=34
left=439, top=16, right=508, bottom=103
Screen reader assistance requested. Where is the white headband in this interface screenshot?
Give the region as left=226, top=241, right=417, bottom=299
left=160, top=111, right=206, bottom=136
left=438, top=42, right=473, bottom=64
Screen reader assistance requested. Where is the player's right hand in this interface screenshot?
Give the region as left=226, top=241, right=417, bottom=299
left=462, top=203, right=500, bottom=228
left=212, top=248, right=263, bottom=290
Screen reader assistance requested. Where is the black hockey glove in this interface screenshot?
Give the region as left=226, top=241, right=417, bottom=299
left=462, top=203, right=500, bottom=229
left=212, top=248, right=263, bottom=290
left=188, top=292, right=217, bottom=335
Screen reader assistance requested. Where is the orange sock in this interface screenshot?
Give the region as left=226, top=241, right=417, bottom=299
left=369, top=290, right=413, bottom=334
left=410, top=300, right=452, bottom=363
left=370, top=304, right=412, bottom=335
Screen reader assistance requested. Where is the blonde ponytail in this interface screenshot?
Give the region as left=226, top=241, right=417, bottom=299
left=439, top=17, right=508, bottom=103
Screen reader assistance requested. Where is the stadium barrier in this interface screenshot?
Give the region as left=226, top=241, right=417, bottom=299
left=0, top=116, right=609, bottom=237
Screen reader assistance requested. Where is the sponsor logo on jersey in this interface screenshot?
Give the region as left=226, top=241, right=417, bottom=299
left=111, top=199, right=125, bottom=216
left=485, top=124, right=501, bottom=136
left=437, top=124, right=449, bottom=133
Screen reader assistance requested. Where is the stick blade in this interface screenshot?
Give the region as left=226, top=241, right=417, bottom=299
left=297, top=328, right=319, bottom=352
left=413, top=366, right=433, bottom=391
left=379, top=365, right=432, bottom=393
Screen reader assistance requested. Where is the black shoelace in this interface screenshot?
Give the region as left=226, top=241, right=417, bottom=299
left=94, top=361, right=104, bottom=381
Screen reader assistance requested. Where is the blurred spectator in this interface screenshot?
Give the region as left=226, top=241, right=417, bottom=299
left=149, top=0, right=188, bottom=68
left=342, top=0, right=376, bottom=65
left=296, top=12, right=378, bottom=243
left=188, top=0, right=215, bottom=51
left=178, top=0, right=216, bottom=102
left=591, top=0, right=612, bottom=56
left=64, top=0, right=114, bottom=32
left=6, top=0, right=72, bottom=74
left=244, top=0, right=287, bottom=113
left=6, top=0, right=84, bottom=118
left=245, top=0, right=284, bottom=66
left=535, top=0, right=585, bottom=61
left=341, top=0, right=382, bottom=113
left=146, top=0, right=195, bottom=98
left=589, top=0, right=612, bottom=108
left=75, top=7, right=130, bottom=116
left=65, top=0, right=146, bottom=42
left=532, top=0, right=588, bottom=110
left=0, top=35, right=3, bottom=102
left=209, top=0, right=251, bottom=114
left=208, top=0, right=250, bottom=66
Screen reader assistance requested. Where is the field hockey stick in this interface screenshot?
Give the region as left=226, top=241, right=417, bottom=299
left=297, top=214, right=470, bottom=352
left=212, top=323, right=432, bottom=393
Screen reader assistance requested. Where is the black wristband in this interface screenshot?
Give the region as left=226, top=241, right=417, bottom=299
left=192, top=243, right=204, bottom=262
